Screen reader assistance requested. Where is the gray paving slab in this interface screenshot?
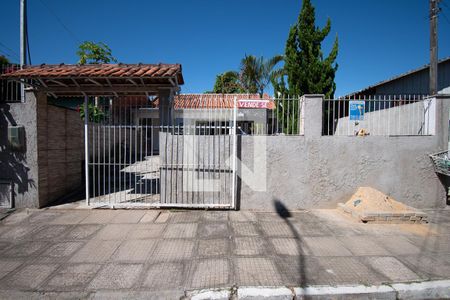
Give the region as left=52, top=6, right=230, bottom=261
left=93, top=224, right=135, bottom=240
left=235, top=257, right=284, bottom=286
left=202, top=211, right=228, bottom=222
left=0, top=260, right=23, bottom=280
left=109, top=210, right=146, bottom=224
left=150, top=239, right=195, bottom=262
left=2, top=264, right=58, bottom=289
left=163, top=223, right=198, bottom=238
left=0, top=225, right=43, bottom=241
left=337, top=236, right=391, bottom=256
left=69, top=240, right=121, bottom=263
left=169, top=211, right=201, bottom=223
left=41, top=241, right=85, bottom=259
left=50, top=211, right=90, bottom=225
left=63, top=224, right=102, bottom=240
left=141, top=262, right=184, bottom=289
left=32, top=225, right=72, bottom=240
left=233, top=237, right=266, bottom=255
left=44, top=264, right=102, bottom=290
left=154, top=212, right=170, bottom=223
left=231, top=222, right=259, bottom=236
left=2, top=241, right=48, bottom=258
left=366, top=256, right=422, bottom=282
left=260, top=221, right=296, bottom=237
left=198, top=222, right=230, bottom=238
left=398, top=254, right=450, bottom=279
left=375, top=236, right=422, bottom=255
left=229, top=211, right=257, bottom=222
left=189, top=258, right=230, bottom=289
left=274, top=256, right=324, bottom=286
left=270, top=238, right=305, bottom=256
left=112, top=239, right=156, bottom=262
left=27, top=211, right=63, bottom=223
left=292, top=221, right=331, bottom=236
left=139, top=211, right=160, bottom=223
left=198, top=239, right=230, bottom=257
left=303, top=236, right=352, bottom=256
left=126, top=223, right=166, bottom=239
left=1, top=211, right=30, bottom=225
left=88, top=264, right=143, bottom=290
left=80, top=211, right=119, bottom=224
left=317, top=257, right=387, bottom=285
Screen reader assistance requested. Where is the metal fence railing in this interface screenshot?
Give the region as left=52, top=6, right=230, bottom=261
left=0, top=64, right=22, bottom=103
left=323, top=95, right=434, bottom=136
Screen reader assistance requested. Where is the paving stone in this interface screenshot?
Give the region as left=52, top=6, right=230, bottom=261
left=139, top=211, right=160, bottom=223
left=274, top=256, right=324, bottom=286
left=229, top=211, right=257, bottom=222
left=233, top=237, right=266, bottom=255
left=70, top=240, right=121, bottom=263
left=202, top=211, right=228, bottom=222
left=63, top=224, right=102, bottom=240
left=375, top=236, right=421, bottom=255
left=169, top=211, right=201, bottom=223
left=0, top=260, right=22, bottom=280
left=198, top=239, right=229, bottom=257
left=270, top=238, right=306, bottom=256
left=112, top=239, right=156, bottom=262
left=142, top=262, right=184, bottom=289
left=2, top=241, right=48, bottom=257
left=0, top=225, right=42, bottom=241
left=28, top=211, right=63, bottom=223
left=189, top=258, right=230, bottom=288
left=367, top=256, right=421, bottom=282
left=337, top=236, right=390, bottom=256
left=1, top=211, right=30, bottom=225
left=127, top=224, right=166, bottom=239
left=93, top=224, right=134, bottom=240
left=399, top=254, right=450, bottom=279
left=317, top=257, right=387, bottom=285
left=89, top=264, right=143, bottom=290
left=198, top=222, right=230, bottom=238
left=260, top=222, right=296, bottom=237
left=80, top=211, right=119, bottom=224
left=235, top=257, right=284, bottom=286
left=45, top=264, right=101, bottom=289
left=50, top=211, right=90, bottom=224
left=231, top=222, right=259, bottom=236
left=130, top=290, right=186, bottom=300
left=414, top=235, right=450, bottom=253
left=154, top=212, right=170, bottom=223
left=292, top=221, right=331, bottom=236
left=255, top=213, right=286, bottom=222
left=303, top=236, right=352, bottom=256
left=163, top=223, right=197, bottom=238
left=109, top=210, right=146, bottom=224
left=150, top=239, right=195, bottom=262
left=292, top=212, right=322, bottom=223
left=0, top=241, right=11, bottom=253
left=3, top=264, right=58, bottom=289
left=32, top=225, right=72, bottom=240
left=42, top=241, right=85, bottom=258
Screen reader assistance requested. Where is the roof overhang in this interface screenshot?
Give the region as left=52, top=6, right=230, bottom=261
left=1, top=63, right=184, bottom=97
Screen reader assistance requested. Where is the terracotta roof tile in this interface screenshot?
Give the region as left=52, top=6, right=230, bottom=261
left=2, top=63, right=184, bottom=84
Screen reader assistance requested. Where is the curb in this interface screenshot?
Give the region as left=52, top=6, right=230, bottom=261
left=186, top=280, right=450, bottom=299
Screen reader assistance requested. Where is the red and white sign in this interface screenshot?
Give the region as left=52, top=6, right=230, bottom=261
left=238, top=99, right=274, bottom=109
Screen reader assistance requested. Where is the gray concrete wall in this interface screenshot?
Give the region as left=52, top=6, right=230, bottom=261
left=0, top=90, right=40, bottom=208
left=239, top=95, right=449, bottom=211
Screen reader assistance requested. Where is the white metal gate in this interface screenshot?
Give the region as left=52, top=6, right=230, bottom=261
left=85, top=96, right=237, bottom=209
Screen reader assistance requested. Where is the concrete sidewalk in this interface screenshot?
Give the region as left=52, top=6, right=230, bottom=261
left=0, top=208, right=449, bottom=299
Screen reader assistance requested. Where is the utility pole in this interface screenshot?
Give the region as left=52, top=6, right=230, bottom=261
left=430, top=0, right=439, bottom=95
left=20, top=0, right=27, bottom=102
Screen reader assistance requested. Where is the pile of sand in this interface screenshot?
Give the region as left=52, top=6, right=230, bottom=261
left=343, top=187, right=414, bottom=213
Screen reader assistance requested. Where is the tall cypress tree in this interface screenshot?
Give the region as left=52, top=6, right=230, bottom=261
left=279, top=0, right=338, bottom=98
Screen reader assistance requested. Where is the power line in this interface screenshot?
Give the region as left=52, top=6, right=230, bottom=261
left=0, top=42, right=20, bottom=60
left=38, top=0, right=81, bottom=44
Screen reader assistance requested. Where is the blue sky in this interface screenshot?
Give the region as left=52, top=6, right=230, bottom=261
left=1, top=0, right=449, bottom=97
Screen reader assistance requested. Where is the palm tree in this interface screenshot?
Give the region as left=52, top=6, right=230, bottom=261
left=239, top=54, right=284, bottom=97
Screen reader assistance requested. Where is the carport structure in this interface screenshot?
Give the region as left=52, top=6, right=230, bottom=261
left=4, top=64, right=238, bottom=209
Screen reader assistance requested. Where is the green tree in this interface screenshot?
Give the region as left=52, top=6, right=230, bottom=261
left=0, top=55, right=9, bottom=66
left=77, top=41, right=117, bottom=64
left=239, top=54, right=284, bottom=97
left=278, top=0, right=338, bottom=98
left=212, top=71, right=243, bottom=93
